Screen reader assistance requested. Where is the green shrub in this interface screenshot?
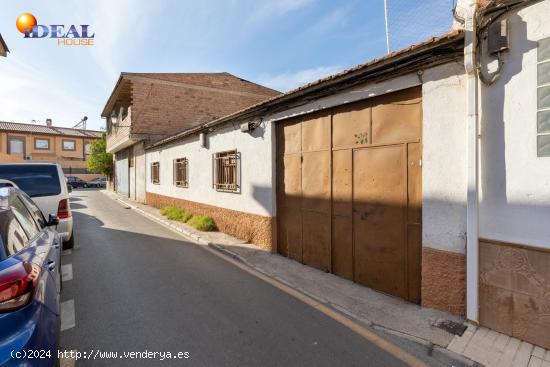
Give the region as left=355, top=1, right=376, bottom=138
left=187, top=215, right=216, bottom=231
left=159, top=206, right=192, bottom=222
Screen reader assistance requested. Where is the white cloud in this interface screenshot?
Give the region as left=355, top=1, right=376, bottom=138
left=256, top=65, right=342, bottom=92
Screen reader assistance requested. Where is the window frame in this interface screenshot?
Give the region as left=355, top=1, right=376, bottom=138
left=151, top=161, right=160, bottom=184
left=10, top=196, right=40, bottom=240
left=173, top=158, right=189, bottom=188
left=3, top=214, right=29, bottom=257
left=19, top=193, right=47, bottom=229
left=7, top=135, right=25, bottom=155
left=212, top=150, right=240, bottom=193
left=34, top=137, right=50, bottom=150
left=62, top=139, right=76, bottom=151
left=537, top=37, right=550, bottom=157
left=84, top=142, right=92, bottom=155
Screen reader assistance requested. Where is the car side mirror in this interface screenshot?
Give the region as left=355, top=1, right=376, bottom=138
left=48, top=214, right=60, bottom=226
left=67, top=183, right=72, bottom=193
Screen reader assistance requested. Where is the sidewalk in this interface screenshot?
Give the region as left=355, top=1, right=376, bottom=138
left=102, top=190, right=550, bottom=367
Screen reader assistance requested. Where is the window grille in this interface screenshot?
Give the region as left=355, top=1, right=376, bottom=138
left=151, top=162, right=160, bottom=184
left=212, top=150, right=240, bottom=192
left=173, top=158, right=188, bottom=187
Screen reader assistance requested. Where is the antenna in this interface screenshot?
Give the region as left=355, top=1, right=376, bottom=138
left=384, top=0, right=391, bottom=54
left=73, top=116, right=88, bottom=130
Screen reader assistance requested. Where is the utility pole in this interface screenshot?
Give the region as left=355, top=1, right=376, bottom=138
left=384, top=0, right=391, bottom=54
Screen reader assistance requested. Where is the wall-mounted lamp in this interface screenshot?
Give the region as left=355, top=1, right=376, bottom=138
left=110, top=110, right=118, bottom=126
left=199, top=132, right=206, bottom=148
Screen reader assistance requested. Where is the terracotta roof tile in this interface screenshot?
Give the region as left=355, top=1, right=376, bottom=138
left=0, top=121, right=102, bottom=138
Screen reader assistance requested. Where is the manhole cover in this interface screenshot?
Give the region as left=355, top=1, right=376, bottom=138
left=435, top=320, right=467, bottom=336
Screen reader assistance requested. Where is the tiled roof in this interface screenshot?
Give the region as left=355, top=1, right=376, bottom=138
left=0, top=121, right=102, bottom=138
left=127, top=72, right=280, bottom=97
left=149, top=30, right=464, bottom=149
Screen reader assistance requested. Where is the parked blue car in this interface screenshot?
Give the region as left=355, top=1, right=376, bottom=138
left=0, top=187, right=61, bottom=367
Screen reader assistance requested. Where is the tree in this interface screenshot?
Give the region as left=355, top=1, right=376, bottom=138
left=86, top=133, right=113, bottom=178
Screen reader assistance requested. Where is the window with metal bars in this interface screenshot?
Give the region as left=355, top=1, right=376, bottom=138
left=212, top=150, right=240, bottom=192
left=173, top=158, right=188, bottom=187
left=151, top=162, right=160, bottom=184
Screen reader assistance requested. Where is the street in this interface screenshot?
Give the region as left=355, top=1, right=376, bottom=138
left=59, top=190, right=410, bottom=367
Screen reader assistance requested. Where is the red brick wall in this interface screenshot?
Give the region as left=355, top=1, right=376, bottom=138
left=146, top=192, right=274, bottom=251
left=130, top=74, right=279, bottom=137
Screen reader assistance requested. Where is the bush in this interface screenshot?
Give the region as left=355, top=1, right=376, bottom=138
left=187, top=215, right=216, bottom=231
left=159, top=206, right=192, bottom=222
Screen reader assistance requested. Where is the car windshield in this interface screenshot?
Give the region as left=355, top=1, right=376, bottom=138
left=0, top=165, right=61, bottom=197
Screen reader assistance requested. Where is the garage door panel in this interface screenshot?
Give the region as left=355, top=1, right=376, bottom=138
left=302, top=151, right=331, bottom=213
left=332, top=102, right=371, bottom=148
left=332, top=150, right=352, bottom=217
left=353, top=146, right=405, bottom=205
left=282, top=155, right=302, bottom=208
left=332, top=216, right=353, bottom=280
left=355, top=259, right=407, bottom=300
left=407, top=142, right=422, bottom=224
left=302, top=211, right=330, bottom=272
left=372, top=101, right=421, bottom=145
left=301, top=113, right=330, bottom=152
left=353, top=146, right=406, bottom=299
left=282, top=210, right=302, bottom=262
left=280, top=120, right=302, bottom=155
left=116, top=150, right=129, bottom=197
left=407, top=223, right=422, bottom=303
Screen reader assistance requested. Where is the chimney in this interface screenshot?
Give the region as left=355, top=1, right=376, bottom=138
left=46, top=118, right=52, bottom=127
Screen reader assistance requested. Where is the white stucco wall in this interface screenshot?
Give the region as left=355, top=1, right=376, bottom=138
left=422, top=62, right=468, bottom=254
left=146, top=121, right=274, bottom=217
left=479, top=1, right=550, bottom=248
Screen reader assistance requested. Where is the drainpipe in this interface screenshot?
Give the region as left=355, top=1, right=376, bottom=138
left=464, top=0, right=479, bottom=323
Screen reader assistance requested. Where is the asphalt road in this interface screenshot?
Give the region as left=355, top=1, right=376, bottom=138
left=60, top=190, right=412, bottom=367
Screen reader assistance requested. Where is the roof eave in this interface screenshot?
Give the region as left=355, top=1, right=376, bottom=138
left=100, top=73, right=128, bottom=118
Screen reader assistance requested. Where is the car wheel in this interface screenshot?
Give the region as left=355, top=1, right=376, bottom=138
left=84, top=183, right=88, bottom=188
left=63, top=233, right=74, bottom=250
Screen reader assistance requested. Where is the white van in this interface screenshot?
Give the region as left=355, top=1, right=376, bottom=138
left=0, top=163, right=74, bottom=249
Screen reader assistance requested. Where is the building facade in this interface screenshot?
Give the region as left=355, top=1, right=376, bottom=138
left=140, top=0, right=550, bottom=350
left=102, top=72, right=280, bottom=202
left=0, top=120, right=102, bottom=179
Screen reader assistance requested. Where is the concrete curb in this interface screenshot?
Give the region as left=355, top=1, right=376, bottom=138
left=101, top=191, right=479, bottom=367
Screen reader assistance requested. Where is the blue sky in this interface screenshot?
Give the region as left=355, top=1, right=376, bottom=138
left=0, top=0, right=452, bottom=131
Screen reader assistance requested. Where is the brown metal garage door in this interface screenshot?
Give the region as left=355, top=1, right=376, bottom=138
left=276, top=86, right=422, bottom=303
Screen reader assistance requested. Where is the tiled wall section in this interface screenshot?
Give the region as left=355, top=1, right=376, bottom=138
left=480, top=239, right=550, bottom=350
left=421, top=247, right=466, bottom=315
left=145, top=192, right=274, bottom=251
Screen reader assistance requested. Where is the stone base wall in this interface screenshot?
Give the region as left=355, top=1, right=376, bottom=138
left=146, top=192, right=274, bottom=251
left=479, top=238, right=550, bottom=350
left=421, top=247, right=466, bottom=315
